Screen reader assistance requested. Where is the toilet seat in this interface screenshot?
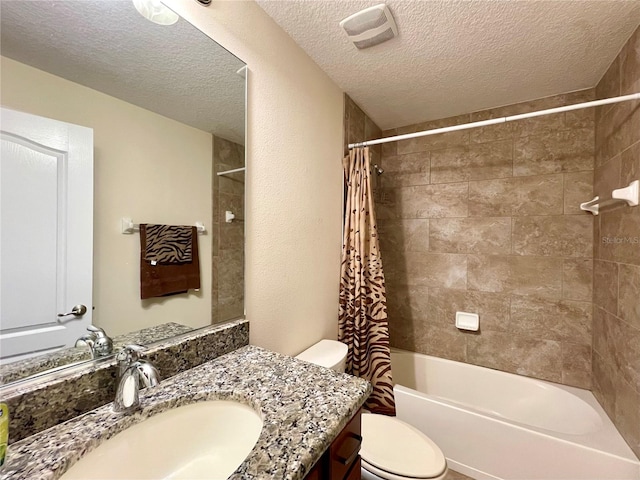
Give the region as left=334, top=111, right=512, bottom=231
left=361, top=459, right=446, bottom=480
left=360, top=413, right=447, bottom=480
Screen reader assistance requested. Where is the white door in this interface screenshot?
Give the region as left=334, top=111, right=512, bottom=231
left=0, top=107, right=93, bottom=362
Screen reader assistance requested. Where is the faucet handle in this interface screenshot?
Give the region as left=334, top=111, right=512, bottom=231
left=136, top=361, right=161, bottom=387
left=87, top=325, right=107, bottom=335
left=116, top=344, right=145, bottom=364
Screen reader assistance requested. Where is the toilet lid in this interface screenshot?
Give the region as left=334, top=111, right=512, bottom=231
left=295, top=340, right=347, bottom=370
left=361, top=413, right=446, bottom=479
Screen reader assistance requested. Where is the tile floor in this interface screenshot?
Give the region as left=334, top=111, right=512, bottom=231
left=444, top=469, right=475, bottom=480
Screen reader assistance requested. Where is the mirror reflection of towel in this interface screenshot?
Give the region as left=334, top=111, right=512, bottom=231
left=139, top=225, right=200, bottom=299
left=144, top=224, right=193, bottom=263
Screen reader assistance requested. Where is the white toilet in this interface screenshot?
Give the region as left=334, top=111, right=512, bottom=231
left=296, top=340, right=448, bottom=480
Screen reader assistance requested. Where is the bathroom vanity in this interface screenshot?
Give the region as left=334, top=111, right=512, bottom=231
left=305, top=409, right=363, bottom=480
left=1, top=345, right=371, bottom=479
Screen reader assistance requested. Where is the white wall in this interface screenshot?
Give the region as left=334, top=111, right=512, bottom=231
left=164, top=0, right=345, bottom=355
left=1, top=56, right=213, bottom=337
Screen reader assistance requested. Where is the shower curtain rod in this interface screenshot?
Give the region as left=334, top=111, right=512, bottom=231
left=348, top=92, right=640, bottom=149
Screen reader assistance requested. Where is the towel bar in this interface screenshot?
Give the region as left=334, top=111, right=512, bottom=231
left=121, top=218, right=206, bottom=234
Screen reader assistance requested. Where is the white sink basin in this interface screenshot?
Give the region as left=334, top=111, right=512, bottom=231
left=61, top=400, right=263, bottom=479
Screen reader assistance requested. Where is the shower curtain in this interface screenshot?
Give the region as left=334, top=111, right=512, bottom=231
left=339, top=146, right=396, bottom=416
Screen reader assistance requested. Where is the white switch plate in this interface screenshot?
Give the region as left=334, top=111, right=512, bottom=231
left=456, top=311, right=479, bottom=331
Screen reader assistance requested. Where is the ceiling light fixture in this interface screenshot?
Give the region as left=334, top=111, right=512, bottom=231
left=132, top=0, right=179, bottom=26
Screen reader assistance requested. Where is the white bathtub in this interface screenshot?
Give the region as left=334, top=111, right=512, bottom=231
left=391, top=349, right=640, bottom=480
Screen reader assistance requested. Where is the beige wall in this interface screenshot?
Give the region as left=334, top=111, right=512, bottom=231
left=1, top=56, right=213, bottom=337
left=164, top=1, right=345, bottom=355
left=372, top=90, right=595, bottom=389
left=593, top=25, right=640, bottom=458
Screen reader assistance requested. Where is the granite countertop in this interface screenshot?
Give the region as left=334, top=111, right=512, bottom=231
left=0, top=322, right=193, bottom=385
left=2, top=345, right=371, bottom=480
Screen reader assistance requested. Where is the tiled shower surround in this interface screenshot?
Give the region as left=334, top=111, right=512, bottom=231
left=212, top=135, right=245, bottom=322
left=592, top=26, right=640, bottom=458
left=345, top=26, right=640, bottom=459
left=348, top=89, right=596, bottom=389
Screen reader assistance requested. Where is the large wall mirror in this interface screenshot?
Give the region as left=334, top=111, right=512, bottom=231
left=0, top=0, right=246, bottom=385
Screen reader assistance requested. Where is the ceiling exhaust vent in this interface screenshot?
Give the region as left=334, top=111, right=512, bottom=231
left=339, top=4, right=398, bottom=50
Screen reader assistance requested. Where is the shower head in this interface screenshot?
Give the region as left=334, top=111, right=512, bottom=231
left=373, top=164, right=384, bottom=175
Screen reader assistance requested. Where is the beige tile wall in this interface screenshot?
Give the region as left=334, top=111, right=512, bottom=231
left=344, top=94, right=385, bottom=198
left=212, top=136, right=245, bottom=323
left=345, top=29, right=640, bottom=460
left=373, top=90, right=596, bottom=389
left=593, top=26, right=640, bottom=458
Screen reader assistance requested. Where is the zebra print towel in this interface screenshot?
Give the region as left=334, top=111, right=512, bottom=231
left=139, top=225, right=200, bottom=299
left=143, top=224, right=193, bottom=264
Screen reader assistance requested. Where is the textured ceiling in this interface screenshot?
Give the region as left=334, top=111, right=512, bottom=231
left=257, top=0, right=640, bottom=130
left=0, top=0, right=246, bottom=144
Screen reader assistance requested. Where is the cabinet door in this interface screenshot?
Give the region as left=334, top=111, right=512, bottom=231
left=345, top=458, right=362, bottom=480
left=303, top=409, right=363, bottom=480
left=305, top=464, right=321, bottom=480
left=329, top=409, right=362, bottom=479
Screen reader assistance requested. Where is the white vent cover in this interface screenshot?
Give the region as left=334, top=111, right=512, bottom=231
left=339, top=4, right=398, bottom=49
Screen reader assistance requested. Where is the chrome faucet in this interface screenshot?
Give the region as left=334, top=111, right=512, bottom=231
left=114, top=344, right=160, bottom=413
left=75, top=325, right=113, bottom=358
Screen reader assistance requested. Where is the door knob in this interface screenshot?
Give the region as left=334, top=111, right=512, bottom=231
left=58, top=304, right=88, bottom=318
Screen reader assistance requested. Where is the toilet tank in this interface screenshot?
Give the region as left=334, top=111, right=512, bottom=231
left=295, top=340, right=348, bottom=373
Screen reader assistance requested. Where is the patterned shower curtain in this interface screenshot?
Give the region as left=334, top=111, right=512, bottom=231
left=339, top=146, right=396, bottom=416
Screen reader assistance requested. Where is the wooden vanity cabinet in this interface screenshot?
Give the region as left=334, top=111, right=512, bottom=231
left=305, top=408, right=362, bottom=480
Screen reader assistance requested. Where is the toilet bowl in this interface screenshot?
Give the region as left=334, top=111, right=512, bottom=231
left=296, top=340, right=448, bottom=480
